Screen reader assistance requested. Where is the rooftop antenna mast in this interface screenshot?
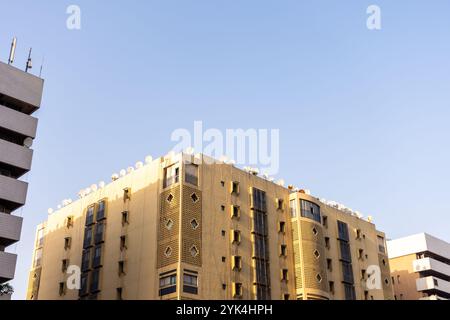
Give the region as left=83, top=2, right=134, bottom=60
left=39, top=55, right=45, bottom=78
left=8, top=37, right=17, bottom=65
left=25, top=48, right=32, bottom=72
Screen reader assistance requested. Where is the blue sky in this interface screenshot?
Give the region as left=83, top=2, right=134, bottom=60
left=1, top=0, right=450, bottom=299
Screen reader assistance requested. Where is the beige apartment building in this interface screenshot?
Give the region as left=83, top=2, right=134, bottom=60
left=27, top=152, right=393, bottom=300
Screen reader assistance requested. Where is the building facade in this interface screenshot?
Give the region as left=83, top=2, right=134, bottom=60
left=388, top=233, right=450, bottom=300
left=27, top=152, right=393, bottom=300
left=0, top=60, right=44, bottom=285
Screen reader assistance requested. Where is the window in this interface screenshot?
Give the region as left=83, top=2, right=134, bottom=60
left=116, top=288, right=123, bottom=300
left=231, top=205, right=240, bottom=219
left=85, top=206, right=95, bottom=226
left=232, top=256, right=242, bottom=271
left=221, top=181, right=225, bottom=187
left=190, top=219, right=199, bottom=230
left=361, top=269, right=367, bottom=280
left=64, top=237, right=72, bottom=250
left=313, top=250, right=320, bottom=259
left=325, top=237, right=330, bottom=249
left=96, top=200, right=106, bottom=221
left=59, top=282, right=66, bottom=296
left=231, top=181, right=240, bottom=195
left=222, top=257, right=226, bottom=262
left=79, top=273, right=89, bottom=297
left=281, top=269, right=289, bottom=281
left=190, top=193, right=199, bottom=203
left=397, top=275, right=401, bottom=284
left=337, top=221, right=349, bottom=242
left=33, top=248, right=42, bottom=268
left=342, top=261, right=354, bottom=284
left=36, top=228, right=45, bottom=247
left=329, top=281, right=335, bottom=294
left=120, top=235, right=127, bottom=251
left=358, top=249, right=364, bottom=260
left=90, top=269, right=101, bottom=293
left=280, top=245, right=287, bottom=257
left=434, top=279, right=439, bottom=286
left=66, top=216, right=74, bottom=228
left=356, top=229, right=362, bottom=239
left=93, top=245, right=103, bottom=268
left=232, top=282, right=243, bottom=298
left=300, top=200, right=321, bottom=223
left=190, top=245, right=199, bottom=257
left=123, top=188, right=131, bottom=201
left=163, top=164, right=179, bottom=188
left=279, top=221, right=286, bottom=234
left=165, top=219, right=174, bottom=230
left=231, top=230, right=241, bottom=244
left=122, top=211, right=129, bottom=225
left=344, top=284, right=356, bottom=300
left=339, top=241, right=351, bottom=262
left=164, top=246, right=173, bottom=257
left=283, top=294, right=290, bottom=300
left=323, top=216, right=328, bottom=228
left=185, top=163, right=199, bottom=186
left=289, top=199, right=297, bottom=218
left=81, top=249, right=91, bottom=272
left=62, top=259, right=69, bottom=273
left=83, top=226, right=93, bottom=248
left=221, top=205, right=225, bottom=211
left=183, top=272, right=198, bottom=294
left=221, top=230, right=226, bottom=237
left=94, top=222, right=105, bottom=244
left=364, top=290, right=369, bottom=300
left=118, top=260, right=126, bottom=276
left=377, top=236, right=386, bottom=254
left=327, top=259, right=333, bottom=271
left=277, top=198, right=284, bottom=211
left=159, top=272, right=177, bottom=296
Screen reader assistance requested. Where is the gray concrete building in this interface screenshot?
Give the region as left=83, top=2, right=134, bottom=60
left=0, top=60, right=44, bottom=284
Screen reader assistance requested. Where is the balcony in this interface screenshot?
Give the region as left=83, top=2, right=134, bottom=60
left=0, top=104, right=38, bottom=138
left=0, top=61, right=44, bottom=114
left=0, top=139, right=33, bottom=176
left=0, top=175, right=28, bottom=211
left=416, top=276, right=450, bottom=296
left=0, top=251, right=17, bottom=283
left=0, top=212, right=23, bottom=247
left=413, top=257, right=450, bottom=279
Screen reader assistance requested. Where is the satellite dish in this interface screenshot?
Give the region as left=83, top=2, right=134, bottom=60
left=99, top=181, right=105, bottom=188
left=78, top=190, right=86, bottom=198
left=276, top=179, right=285, bottom=187
left=47, top=208, right=54, bottom=214
left=111, top=173, right=119, bottom=181
left=90, top=184, right=98, bottom=192
left=57, top=205, right=62, bottom=210
left=85, top=187, right=92, bottom=194
left=127, top=167, right=134, bottom=174
left=145, top=156, right=153, bottom=164
left=120, top=169, right=126, bottom=177
left=135, top=161, right=143, bottom=169
left=23, top=137, right=33, bottom=148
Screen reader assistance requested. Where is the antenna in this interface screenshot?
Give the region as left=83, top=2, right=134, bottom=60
left=25, top=47, right=32, bottom=72
left=8, top=37, right=17, bottom=65
left=39, top=56, right=45, bottom=78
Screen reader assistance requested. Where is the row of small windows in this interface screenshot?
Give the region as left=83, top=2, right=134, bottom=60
left=290, top=199, right=321, bottom=223
left=163, top=163, right=199, bottom=188
left=159, top=270, right=199, bottom=296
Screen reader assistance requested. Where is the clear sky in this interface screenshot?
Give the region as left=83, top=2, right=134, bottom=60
left=1, top=0, right=449, bottom=299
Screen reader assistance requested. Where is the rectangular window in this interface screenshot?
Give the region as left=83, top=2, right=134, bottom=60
left=79, top=273, right=89, bottom=297
left=327, top=259, right=333, bottom=272
left=159, top=272, right=177, bottom=296
left=329, top=281, right=335, bottom=294
left=61, top=259, right=69, bottom=272
left=66, top=216, right=74, bottom=228
left=325, top=237, right=330, bottom=249
left=231, top=205, right=241, bottom=219
left=281, top=269, right=289, bottom=281
left=358, top=249, right=364, bottom=260
left=183, top=273, right=198, bottom=295
left=280, top=245, right=287, bottom=257
left=231, top=230, right=241, bottom=244
left=92, top=245, right=103, bottom=268
left=118, top=260, right=125, bottom=276
left=81, top=249, right=91, bottom=272
left=96, top=200, right=106, bottom=221
left=120, top=235, right=127, bottom=251
left=64, top=237, right=72, bottom=250
left=34, top=248, right=43, bottom=268
left=344, top=283, right=356, bottom=300
left=123, top=188, right=131, bottom=201
left=90, top=269, right=101, bottom=293
left=232, top=282, right=243, bottom=298
left=59, top=282, right=66, bottom=296
left=122, top=211, right=129, bottom=225
left=323, top=216, right=328, bottom=228
left=377, top=235, right=386, bottom=254
left=300, top=200, right=321, bottom=223
left=231, top=181, right=240, bottom=195
left=36, top=228, right=45, bottom=248
left=339, top=241, right=352, bottom=262
left=116, top=288, right=123, bottom=300
left=85, top=206, right=95, bottom=226
left=342, top=261, right=354, bottom=284
left=94, top=222, right=105, bottom=244
left=337, top=221, right=349, bottom=242
left=276, top=198, right=284, bottom=211
left=83, top=226, right=93, bottom=248
left=163, top=164, right=179, bottom=188
left=279, top=221, right=286, bottom=234
left=232, top=256, right=242, bottom=271
left=356, top=229, right=362, bottom=239
left=185, top=163, right=199, bottom=186
left=289, top=199, right=297, bottom=218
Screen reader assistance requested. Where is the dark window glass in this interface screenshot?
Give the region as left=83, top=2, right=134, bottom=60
left=342, top=261, right=354, bottom=284
left=90, top=269, right=100, bottom=293
left=85, top=206, right=95, bottom=226
left=79, top=273, right=89, bottom=297
left=163, top=165, right=179, bottom=188
left=300, top=200, right=321, bottom=223
left=94, top=222, right=105, bottom=244
left=81, top=249, right=91, bottom=272
left=159, top=273, right=177, bottom=296
left=96, top=201, right=106, bottom=221
left=185, top=164, right=199, bottom=186
left=339, top=241, right=352, bottom=262
left=83, top=226, right=93, bottom=249
left=344, top=283, right=356, bottom=300
left=92, top=245, right=102, bottom=268
left=183, top=274, right=198, bottom=294
left=337, top=221, right=349, bottom=242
